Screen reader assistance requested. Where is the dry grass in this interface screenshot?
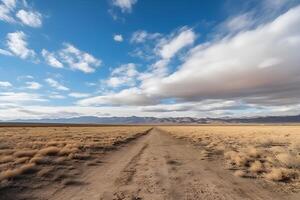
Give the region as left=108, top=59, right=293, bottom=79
left=160, top=125, right=300, bottom=189
left=0, top=126, right=151, bottom=187
left=0, top=163, right=37, bottom=181
left=265, top=168, right=297, bottom=181
left=234, top=170, right=246, bottom=177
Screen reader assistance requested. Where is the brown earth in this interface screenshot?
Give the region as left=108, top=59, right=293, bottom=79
left=6, top=127, right=299, bottom=200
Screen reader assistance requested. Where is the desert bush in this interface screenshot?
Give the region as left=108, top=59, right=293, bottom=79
left=234, top=170, right=246, bottom=177
left=265, top=167, right=297, bottom=181
left=276, top=153, right=300, bottom=168
left=54, top=157, right=68, bottom=164
left=0, top=142, right=10, bottom=149
left=59, top=147, right=78, bottom=156
left=247, top=147, right=262, bottom=158
left=0, top=155, right=14, bottom=163
left=290, top=141, right=300, bottom=153
left=14, top=150, right=37, bottom=158
left=0, top=163, right=37, bottom=181
left=249, top=160, right=264, bottom=173
left=161, top=125, right=300, bottom=185
left=0, top=168, right=22, bottom=181
left=38, top=147, right=60, bottom=156
left=68, top=153, right=91, bottom=160
left=30, top=156, right=54, bottom=165
left=19, top=163, right=38, bottom=174
left=15, top=157, right=30, bottom=164
left=0, top=126, right=151, bottom=186
left=0, top=149, right=14, bottom=155
left=37, top=167, right=54, bottom=177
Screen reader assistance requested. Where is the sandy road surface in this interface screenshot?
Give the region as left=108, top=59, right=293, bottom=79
left=27, top=128, right=299, bottom=200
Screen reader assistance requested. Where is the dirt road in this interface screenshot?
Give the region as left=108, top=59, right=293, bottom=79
left=32, top=128, right=299, bottom=200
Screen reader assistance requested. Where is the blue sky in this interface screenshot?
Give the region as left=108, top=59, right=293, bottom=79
left=0, top=0, right=300, bottom=119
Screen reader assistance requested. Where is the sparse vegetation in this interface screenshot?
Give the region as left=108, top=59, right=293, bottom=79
left=161, top=125, right=300, bottom=190
left=0, top=126, right=151, bottom=189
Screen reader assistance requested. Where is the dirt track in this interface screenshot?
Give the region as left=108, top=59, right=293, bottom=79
left=27, top=128, right=299, bottom=200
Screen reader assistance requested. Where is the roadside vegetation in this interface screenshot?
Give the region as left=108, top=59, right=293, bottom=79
left=161, top=125, right=300, bottom=192
left=0, top=126, right=150, bottom=189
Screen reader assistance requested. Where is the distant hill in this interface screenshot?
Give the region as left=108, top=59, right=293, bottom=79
left=2, top=114, right=300, bottom=124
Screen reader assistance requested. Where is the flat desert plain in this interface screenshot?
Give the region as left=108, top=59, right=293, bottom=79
left=0, top=125, right=300, bottom=200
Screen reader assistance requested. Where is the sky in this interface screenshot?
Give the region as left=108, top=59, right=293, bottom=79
left=0, top=0, right=300, bottom=120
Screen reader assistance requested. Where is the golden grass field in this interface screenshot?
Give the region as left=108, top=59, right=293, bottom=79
left=160, top=125, right=300, bottom=192
left=1, top=125, right=300, bottom=199
left=0, top=126, right=151, bottom=189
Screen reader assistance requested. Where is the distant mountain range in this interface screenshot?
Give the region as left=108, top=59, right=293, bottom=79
left=2, top=114, right=300, bottom=124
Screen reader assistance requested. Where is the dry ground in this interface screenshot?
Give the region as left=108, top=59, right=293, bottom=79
left=0, top=126, right=151, bottom=199
left=160, top=125, right=300, bottom=193
left=0, top=125, right=300, bottom=200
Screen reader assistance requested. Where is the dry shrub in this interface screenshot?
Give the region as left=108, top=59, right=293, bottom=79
left=276, top=153, right=300, bottom=168
left=290, top=141, right=300, bottom=153
left=258, top=137, right=285, bottom=148
left=269, top=146, right=285, bottom=154
left=247, top=147, right=261, bottom=158
left=30, top=156, right=54, bottom=165
left=37, top=167, right=54, bottom=177
left=225, top=151, right=250, bottom=167
left=15, top=157, right=30, bottom=164
left=14, top=150, right=37, bottom=158
left=0, top=155, right=14, bottom=163
left=265, top=168, right=297, bottom=181
left=249, top=161, right=264, bottom=173
left=68, top=153, right=91, bottom=160
left=224, top=151, right=237, bottom=159
left=0, top=142, right=9, bottom=149
left=0, top=168, right=21, bottom=181
left=46, top=141, right=65, bottom=147
left=59, top=147, right=78, bottom=156
left=0, top=163, right=37, bottom=181
left=234, top=170, right=246, bottom=177
left=54, top=157, right=68, bottom=164
left=19, top=163, right=38, bottom=174
left=38, top=147, right=60, bottom=156
left=0, top=149, right=14, bottom=155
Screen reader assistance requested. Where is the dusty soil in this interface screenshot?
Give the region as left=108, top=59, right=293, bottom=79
left=2, top=128, right=300, bottom=200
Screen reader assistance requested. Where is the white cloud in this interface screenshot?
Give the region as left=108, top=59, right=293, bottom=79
left=140, top=5, right=300, bottom=106
left=45, top=78, right=69, bottom=91
left=26, top=81, right=42, bottom=90
left=69, top=92, right=91, bottom=98
left=16, top=9, right=42, bottom=27
left=0, top=92, right=46, bottom=103
left=157, top=27, right=196, bottom=60
left=0, top=0, right=42, bottom=27
left=112, top=0, right=137, bottom=13
left=223, top=12, right=255, bottom=32
left=49, top=94, right=65, bottom=99
left=105, top=63, right=139, bottom=88
left=0, top=48, right=12, bottom=56
left=0, top=81, right=12, bottom=87
left=6, top=31, right=35, bottom=59
left=58, top=43, right=101, bottom=73
left=149, top=27, right=197, bottom=71
left=141, top=100, right=250, bottom=113
left=113, top=34, right=123, bottom=42
left=78, top=5, right=300, bottom=114
left=130, top=30, right=161, bottom=43
left=0, top=0, right=16, bottom=23
left=2, top=0, right=16, bottom=9
left=77, top=88, right=156, bottom=106
left=41, top=49, right=63, bottom=68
